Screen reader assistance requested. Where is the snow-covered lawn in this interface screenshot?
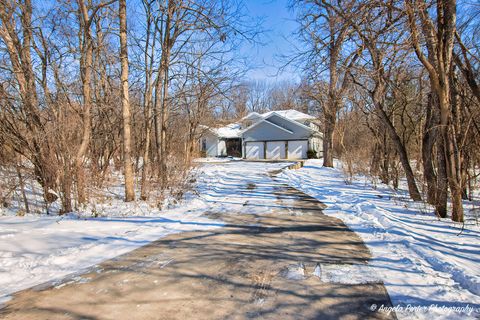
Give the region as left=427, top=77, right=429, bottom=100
left=0, top=199, right=222, bottom=304
left=0, top=161, right=289, bottom=305
left=279, top=159, right=480, bottom=320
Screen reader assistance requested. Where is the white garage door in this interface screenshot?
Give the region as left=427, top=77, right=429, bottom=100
left=245, top=142, right=264, bottom=159
left=266, top=141, right=286, bottom=159
left=288, top=140, right=308, bottom=159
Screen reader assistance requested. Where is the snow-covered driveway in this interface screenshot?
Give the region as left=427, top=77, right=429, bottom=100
left=0, top=206, right=222, bottom=305
left=0, top=160, right=395, bottom=320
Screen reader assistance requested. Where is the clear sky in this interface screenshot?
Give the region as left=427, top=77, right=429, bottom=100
left=242, top=0, right=301, bottom=84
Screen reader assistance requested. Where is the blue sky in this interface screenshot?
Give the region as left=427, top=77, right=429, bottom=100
left=242, top=0, right=301, bottom=83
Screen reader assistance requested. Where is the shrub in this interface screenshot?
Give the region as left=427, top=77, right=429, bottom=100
left=307, top=149, right=318, bottom=159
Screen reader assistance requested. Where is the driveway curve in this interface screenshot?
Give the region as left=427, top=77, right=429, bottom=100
left=0, top=162, right=395, bottom=320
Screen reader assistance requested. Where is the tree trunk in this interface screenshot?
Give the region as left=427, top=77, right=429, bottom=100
left=377, top=107, right=422, bottom=201
left=119, top=0, right=135, bottom=202
left=159, top=61, right=170, bottom=187
left=439, top=90, right=464, bottom=222
left=140, top=80, right=153, bottom=201
left=154, top=67, right=165, bottom=172
left=61, top=162, right=73, bottom=214
left=323, top=109, right=335, bottom=167
left=405, top=0, right=463, bottom=221
left=16, top=162, right=30, bottom=214
left=140, top=4, right=156, bottom=201
left=380, top=129, right=390, bottom=185
left=76, top=0, right=94, bottom=205
left=434, top=138, right=448, bottom=217
left=422, top=92, right=438, bottom=204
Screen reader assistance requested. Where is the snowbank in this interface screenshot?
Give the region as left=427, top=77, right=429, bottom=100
left=0, top=198, right=221, bottom=303
left=279, top=159, right=480, bottom=320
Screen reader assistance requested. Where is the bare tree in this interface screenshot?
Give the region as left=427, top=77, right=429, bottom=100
left=119, top=0, right=135, bottom=201
left=405, top=0, right=463, bottom=221
left=293, top=0, right=358, bottom=167
left=319, top=0, right=423, bottom=201
left=76, top=0, right=116, bottom=204
left=0, top=0, right=58, bottom=205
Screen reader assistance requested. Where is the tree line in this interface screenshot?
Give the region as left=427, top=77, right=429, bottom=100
left=1, top=0, right=478, bottom=222
left=0, top=0, right=256, bottom=213
left=291, top=0, right=479, bottom=222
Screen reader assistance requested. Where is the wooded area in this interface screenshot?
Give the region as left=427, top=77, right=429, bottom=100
left=0, top=0, right=478, bottom=222
left=0, top=0, right=258, bottom=213
left=291, top=0, right=479, bottom=222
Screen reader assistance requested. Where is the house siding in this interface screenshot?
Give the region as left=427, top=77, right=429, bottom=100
left=242, top=114, right=311, bottom=142
left=217, top=140, right=227, bottom=156
left=309, top=135, right=323, bottom=157
left=203, top=133, right=219, bottom=157
left=200, top=111, right=323, bottom=159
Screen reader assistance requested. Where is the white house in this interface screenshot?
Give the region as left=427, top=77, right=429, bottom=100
left=200, top=109, right=323, bottom=160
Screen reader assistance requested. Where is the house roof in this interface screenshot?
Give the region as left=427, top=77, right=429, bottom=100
left=260, top=109, right=315, bottom=121
left=205, top=109, right=317, bottom=139
left=242, top=112, right=262, bottom=121
left=239, top=111, right=313, bottom=135
left=211, top=123, right=242, bottom=138
left=242, top=109, right=315, bottom=123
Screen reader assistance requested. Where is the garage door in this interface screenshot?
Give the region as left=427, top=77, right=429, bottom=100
left=245, top=142, right=264, bottom=159
left=266, top=141, right=286, bottom=159
left=288, top=140, right=308, bottom=159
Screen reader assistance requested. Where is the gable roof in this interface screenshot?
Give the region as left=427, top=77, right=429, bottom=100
left=240, top=111, right=313, bottom=135
left=203, top=109, right=317, bottom=139
left=260, top=109, right=315, bottom=121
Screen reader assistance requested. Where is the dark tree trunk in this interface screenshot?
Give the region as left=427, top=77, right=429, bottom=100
left=435, top=138, right=448, bottom=218
left=380, top=130, right=390, bottom=185
left=422, top=92, right=438, bottom=204
left=323, top=110, right=336, bottom=167
left=377, top=107, right=422, bottom=201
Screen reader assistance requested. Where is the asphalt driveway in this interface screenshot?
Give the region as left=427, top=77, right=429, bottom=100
left=0, top=164, right=396, bottom=320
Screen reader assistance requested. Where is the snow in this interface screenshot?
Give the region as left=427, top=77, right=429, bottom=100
left=195, top=161, right=295, bottom=215
left=281, top=262, right=307, bottom=280
left=2, top=159, right=479, bottom=320
left=194, top=157, right=242, bottom=163
left=278, top=159, right=480, bottom=320
left=242, top=112, right=262, bottom=120
left=212, top=123, right=242, bottom=138
left=0, top=183, right=224, bottom=304
left=242, top=109, right=315, bottom=122
left=262, top=109, right=316, bottom=121
left=0, top=161, right=290, bottom=305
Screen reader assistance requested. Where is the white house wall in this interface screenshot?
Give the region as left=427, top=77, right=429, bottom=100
left=204, top=133, right=219, bottom=157
left=309, top=136, right=323, bottom=157
left=217, top=140, right=227, bottom=157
